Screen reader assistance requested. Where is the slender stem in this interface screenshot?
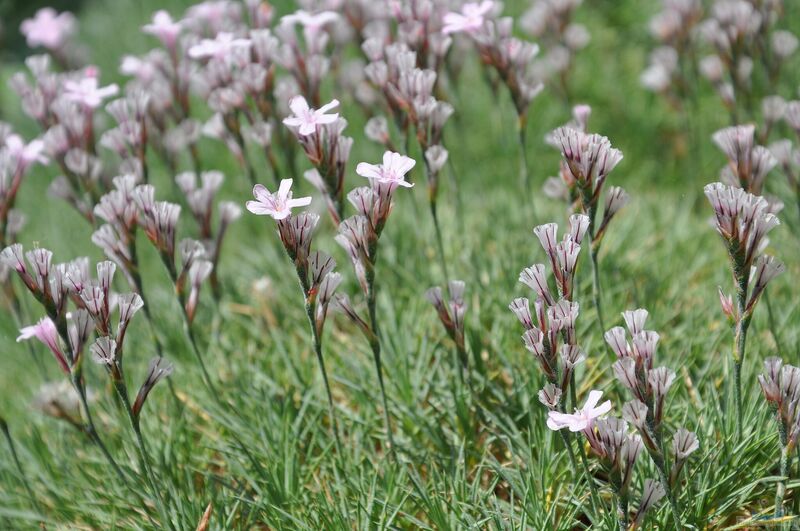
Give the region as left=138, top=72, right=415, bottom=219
left=558, top=430, right=579, bottom=475
left=429, top=199, right=449, bottom=283
left=763, top=288, right=783, bottom=357
left=367, top=280, right=395, bottom=454
left=589, top=247, right=606, bottom=335
left=114, top=382, right=172, bottom=530
left=775, top=443, right=789, bottom=517
left=184, top=321, right=219, bottom=397
left=732, top=314, right=750, bottom=438
left=652, top=451, right=683, bottom=530
left=72, top=374, right=128, bottom=485
left=0, top=418, right=42, bottom=516
left=305, top=303, right=342, bottom=453
left=517, top=115, right=531, bottom=197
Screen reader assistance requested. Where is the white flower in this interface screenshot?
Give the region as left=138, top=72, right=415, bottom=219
left=356, top=151, right=416, bottom=188
left=246, top=179, right=312, bottom=220
left=282, top=96, right=340, bottom=137
left=546, top=390, right=612, bottom=432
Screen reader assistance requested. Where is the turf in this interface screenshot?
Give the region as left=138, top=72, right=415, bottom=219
left=0, top=0, right=799, bottom=529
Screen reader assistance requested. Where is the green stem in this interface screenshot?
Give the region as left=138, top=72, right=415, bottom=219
left=429, top=199, right=449, bottom=283
left=775, top=443, right=789, bottom=517
left=517, top=115, right=531, bottom=195
left=367, top=279, right=395, bottom=455
left=589, top=247, right=606, bottom=335
left=72, top=375, right=128, bottom=486
left=184, top=320, right=219, bottom=397
left=732, top=315, right=750, bottom=439
left=652, top=451, right=683, bottom=530
left=305, top=303, right=342, bottom=453
left=114, top=382, right=172, bottom=530
left=763, top=288, right=783, bottom=357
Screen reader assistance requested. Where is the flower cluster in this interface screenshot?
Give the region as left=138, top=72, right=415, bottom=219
left=705, top=183, right=783, bottom=323
left=712, top=124, right=778, bottom=196
left=548, top=124, right=626, bottom=242
left=283, top=96, right=352, bottom=224
left=698, top=1, right=797, bottom=117
left=444, top=2, right=542, bottom=123
left=547, top=391, right=666, bottom=528
left=606, top=308, right=699, bottom=523
left=759, top=358, right=800, bottom=516
left=641, top=0, right=702, bottom=101
left=331, top=151, right=416, bottom=449
left=520, top=0, right=590, bottom=100
left=3, top=243, right=172, bottom=519
left=247, top=178, right=342, bottom=446
left=0, top=127, right=47, bottom=250
left=510, top=217, right=588, bottom=432
left=361, top=37, right=454, bottom=242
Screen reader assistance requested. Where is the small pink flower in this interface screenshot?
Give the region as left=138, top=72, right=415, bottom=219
left=282, top=96, right=340, bottom=137
left=142, top=10, right=182, bottom=48
left=5, top=134, right=48, bottom=169
left=356, top=151, right=416, bottom=188
left=442, top=1, right=494, bottom=35
left=246, top=179, right=312, bottom=220
left=188, top=32, right=251, bottom=60
left=20, top=8, right=76, bottom=50
left=63, top=77, right=119, bottom=109
left=546, top=390, right=612, bottom=432
left=18, top=317, right=70, bottom=374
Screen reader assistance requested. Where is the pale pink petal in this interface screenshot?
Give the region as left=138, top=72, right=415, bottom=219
left=252, top=184, right=271, bottom=202
left=356, top=162, right=382, bottom=179
left=315, top=113, right=339, bottom=125
left=289, top=95, right=310, bottom=116
left=567, top=418, right=589, bottom=432
left=287, top=196, right=312, bottom=208
left=298, top=123, right=317, bottom=136
left=583, top=390, right=603, bottom=411
left=246, top=200, right=274, bottom=215
left=277, top=179, right=293, bottom=199
left=282, top=117, right=303, bottom=128
left=591, top=400, right=612, bottom=418
left=317, top=99, right=340, bottom=114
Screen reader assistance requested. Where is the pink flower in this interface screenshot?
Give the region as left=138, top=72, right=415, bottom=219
left=546, top=390, right=612, bottom=432
left=442, top=1, right=494, bottom=35
left=282, top=96, right=340, bottom=137
left=18, top=317, right=70, bottom=374
left=63, top=77, right=119, bottom=109
left=188, top=32, right=252, bottom=60
left=356, top=151, right=416, bottom=188
left=5, top=134, right=48, bottom=169
left=142, top=10, right=182, bottom=48
left=20, top=8, right=76, bottom=49
left=246, top=179, right=312, bottom=220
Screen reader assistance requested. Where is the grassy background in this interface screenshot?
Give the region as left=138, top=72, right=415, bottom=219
left=1, top=0, right=799, bottom=528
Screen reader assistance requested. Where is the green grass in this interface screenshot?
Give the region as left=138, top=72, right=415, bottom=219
left=1, top=0, right=800, bottom=529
